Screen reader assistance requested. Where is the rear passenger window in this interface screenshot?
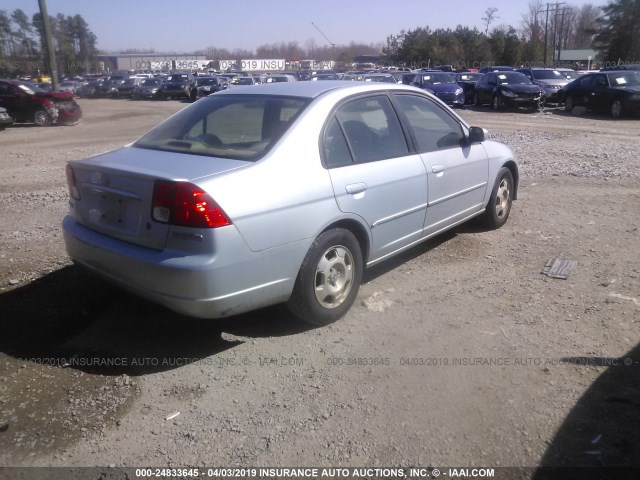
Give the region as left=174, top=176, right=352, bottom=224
left=323, top=117, right=352, bottom=168
left=394, top=94, right=464, bottom=153
left=322, top=95, right=409, bottom=167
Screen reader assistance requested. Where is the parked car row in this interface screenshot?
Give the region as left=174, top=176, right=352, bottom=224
left=5, top=63, right=638, bottom=124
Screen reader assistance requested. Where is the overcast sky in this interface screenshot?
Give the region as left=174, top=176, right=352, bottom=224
left=2, top=0, right=598, bottom=53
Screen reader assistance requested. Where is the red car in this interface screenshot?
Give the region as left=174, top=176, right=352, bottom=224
left=0, top=79, right=82, bottom=126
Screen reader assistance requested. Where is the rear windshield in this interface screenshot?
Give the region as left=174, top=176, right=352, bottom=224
left=532, top=70, right=565, bottom=80
left=133, top=94, right=310, bottom=161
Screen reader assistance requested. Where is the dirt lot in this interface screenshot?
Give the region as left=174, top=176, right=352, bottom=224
left=0, top=97, right=639, bottom=478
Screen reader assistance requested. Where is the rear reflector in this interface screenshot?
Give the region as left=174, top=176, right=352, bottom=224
left=152, top=181, right=231, bottom=228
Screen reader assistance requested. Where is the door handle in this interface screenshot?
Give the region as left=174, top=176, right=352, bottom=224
left=345, top=183, right=367, bottom=195
left=432, top=164, right=445, bottom=174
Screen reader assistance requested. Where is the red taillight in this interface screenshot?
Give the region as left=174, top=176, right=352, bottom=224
left=65, top=164, right=80, bottom=200
left=151, top=181, right=231, bottom=228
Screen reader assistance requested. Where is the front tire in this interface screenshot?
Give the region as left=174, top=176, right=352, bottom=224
left=565, top=95, right=574, bottom=113
left=287, top=228, right=363, bottom=326
left=483, top=167, right=514, bottom=229
left=492, top=95, right=501, bottom=111
left=33, top=109, right=52, bottom=127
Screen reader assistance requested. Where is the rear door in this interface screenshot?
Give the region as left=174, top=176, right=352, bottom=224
left=323, top=94, right=428, bottom=263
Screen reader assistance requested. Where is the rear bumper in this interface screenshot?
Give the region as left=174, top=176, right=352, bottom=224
left=62, top=216, right=305, bottom=318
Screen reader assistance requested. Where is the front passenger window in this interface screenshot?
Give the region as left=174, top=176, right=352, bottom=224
left=394, top=94, right=465, bottom=153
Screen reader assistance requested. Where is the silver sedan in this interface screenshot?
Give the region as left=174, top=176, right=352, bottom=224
left=63, top=81, right=518, bottom=325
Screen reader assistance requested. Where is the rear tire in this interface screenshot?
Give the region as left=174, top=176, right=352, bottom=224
left=483, top=167, right=514, bottom=229
left=287, top=228, right=363, bottom=326
left=610, top=98, right=623, bottom=118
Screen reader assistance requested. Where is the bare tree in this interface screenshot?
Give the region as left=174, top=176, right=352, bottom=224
left=520, top=0, right=545, bottom=42
left=571, top=3, right=601, bottom=48
left=482, top=7, right=500, bottom=35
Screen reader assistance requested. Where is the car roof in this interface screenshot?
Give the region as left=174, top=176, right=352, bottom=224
left=214, top=80, right=421, bottom=99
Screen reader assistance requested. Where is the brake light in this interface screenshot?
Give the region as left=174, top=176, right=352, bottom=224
left=65, top=164, right=80, bottom=200
left=151, top=181, right=231, bottom=228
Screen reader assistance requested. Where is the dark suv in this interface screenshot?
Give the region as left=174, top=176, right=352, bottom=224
left=0, top=79, right=82, bottom=126
left=191, top=76, right=229, bottom=101
left=159, top=72, right=194, bottom=100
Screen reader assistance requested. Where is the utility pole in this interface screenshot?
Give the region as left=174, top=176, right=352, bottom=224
left=552, top=4, right=561, bottom=63
left=543, top=3, right=550, bottom=66
left=539, top=2, right=565, bottom=67
left=557, top=7, right=571, bottom=63
left=38, top=0, right=59, bottom=89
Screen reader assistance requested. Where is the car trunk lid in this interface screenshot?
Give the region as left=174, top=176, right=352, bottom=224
left=69, top=146, right=249, bottom=250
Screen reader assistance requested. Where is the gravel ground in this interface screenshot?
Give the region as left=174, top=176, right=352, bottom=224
left=0, top=98, right=638, bottom=478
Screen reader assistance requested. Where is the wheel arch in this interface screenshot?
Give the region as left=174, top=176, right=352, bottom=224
left=319, top=218, right=371, bottom=265
left=501, top=160, right=519, bottom=200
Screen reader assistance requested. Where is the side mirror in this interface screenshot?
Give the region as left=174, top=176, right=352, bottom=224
left=468, top=126, right=487, bottom=144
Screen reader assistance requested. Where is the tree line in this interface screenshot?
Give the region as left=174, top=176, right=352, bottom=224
left=382, top=1, right=602, bottom=69
left=0, top=8, right=97, bottom=77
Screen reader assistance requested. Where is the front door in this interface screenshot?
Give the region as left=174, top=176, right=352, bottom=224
left=391, top=93, right=489, bottom=237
